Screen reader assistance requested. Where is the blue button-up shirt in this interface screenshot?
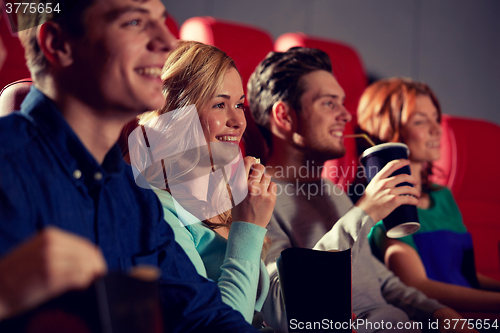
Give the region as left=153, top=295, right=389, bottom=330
left=0, top=87, right=258, bottom=332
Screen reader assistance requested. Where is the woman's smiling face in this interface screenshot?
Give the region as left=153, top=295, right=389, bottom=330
left=199, top=67, right=246, bottom=147
left=401, top=94, right=442, bottom=163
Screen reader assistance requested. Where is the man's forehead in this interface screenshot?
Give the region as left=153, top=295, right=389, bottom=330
left=86, top=0, right=165, bottom=20
left=301, top=70, right=345, bottom=100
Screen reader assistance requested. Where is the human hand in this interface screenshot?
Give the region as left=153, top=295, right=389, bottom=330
left=261, top=236, right=272, bottom=261
left=355, top=159, right=420, bottom=223
left=232, top=156, right=276, bottom=228
left=0, top=227, right=107, bottom=320
left=433, top=308, right=480, bottom=333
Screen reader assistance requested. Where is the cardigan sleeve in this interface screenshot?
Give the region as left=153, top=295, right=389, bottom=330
left=155, top=189, right=267, bottom=323
left=218, top=221, right=267, bottom=322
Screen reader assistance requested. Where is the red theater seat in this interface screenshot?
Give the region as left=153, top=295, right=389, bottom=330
left=274, top=33, right=368, bottom=189
left=180, top=16, right=274, bottom=159
left=0, top=78, right=32, bottom=117
left=165, top=15, right=180, bottom=39
left=180, top=16, right=273, bottom=90
left=0, top=15, right=31, bottom=90
left=434, top=115, right=500, bottom=280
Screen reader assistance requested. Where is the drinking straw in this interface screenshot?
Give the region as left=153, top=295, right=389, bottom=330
left=344, top=133, right=376, bottom=147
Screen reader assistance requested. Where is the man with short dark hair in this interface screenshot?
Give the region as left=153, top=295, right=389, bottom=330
left=247, top=47, right=477, bottom=333
left=0, top=1, right=259, bottom=331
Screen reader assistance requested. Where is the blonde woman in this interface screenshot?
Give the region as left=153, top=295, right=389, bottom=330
left=129, top=41, right=276, bottom=327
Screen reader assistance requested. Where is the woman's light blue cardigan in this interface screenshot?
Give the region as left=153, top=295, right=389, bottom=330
left=154, top=189, right=269, bottom=323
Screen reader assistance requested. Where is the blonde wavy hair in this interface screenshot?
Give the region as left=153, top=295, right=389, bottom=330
left=135, top=41, right=238, bottom=229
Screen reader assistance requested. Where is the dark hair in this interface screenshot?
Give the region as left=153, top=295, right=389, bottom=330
left=17, top=0, right=95, bottom=80
left=247, top=47, right=332, bottom=148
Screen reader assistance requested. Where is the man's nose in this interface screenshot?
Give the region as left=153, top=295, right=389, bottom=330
left=337, top=105, right=352, bottom=124
left=148, top=21, right=179, bottom=53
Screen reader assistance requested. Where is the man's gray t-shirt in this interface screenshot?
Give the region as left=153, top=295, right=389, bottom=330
left=262, top=179, right=442, bottom=333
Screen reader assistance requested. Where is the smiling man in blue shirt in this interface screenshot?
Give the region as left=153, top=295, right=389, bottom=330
left=0, top=0, right=258, bottom=332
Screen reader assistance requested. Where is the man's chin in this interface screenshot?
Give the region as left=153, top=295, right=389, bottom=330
left=145, top=94, right=166, bottom=111
left=304, top=147, right=346, bottom=163
left=324, top=150, right=346, bottom=161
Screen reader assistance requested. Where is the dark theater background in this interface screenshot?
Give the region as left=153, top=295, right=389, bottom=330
left=164, top=0, right=500, bottom=125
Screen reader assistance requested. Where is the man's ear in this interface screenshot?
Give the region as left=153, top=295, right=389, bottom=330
left=37, top=22, right=74, bottom=68
left=271, top=101, right=296, bottom=133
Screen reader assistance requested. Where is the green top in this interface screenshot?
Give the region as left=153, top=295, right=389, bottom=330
left=154, top=188, right=269, bottom=323
left=368, top=186, right=477, bottom=288
left=369, top=186, right=466, bottom=255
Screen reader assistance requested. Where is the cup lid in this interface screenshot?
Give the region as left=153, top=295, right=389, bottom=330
left=360, top=142, right=409, bottom=160
left=386, top=222, right=420, bottom=238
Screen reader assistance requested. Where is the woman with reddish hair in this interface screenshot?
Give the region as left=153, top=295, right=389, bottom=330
left=358, top=77, right=500, bottom=313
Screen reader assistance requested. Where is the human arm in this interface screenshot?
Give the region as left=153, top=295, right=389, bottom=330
left=379, top=262, right=481, bottom=331
left=218, top=222, right=267, bottom=321
left=261, top=215, right=293, bottom=333
left=157, top=188, right=267, bottom=323
left=311, top=160, right=418, bottom=260
left=374, top=253, right=445, bottom=322
left=156, top=206, right=259, bottom=333
left=0, top=158, right=107, bottom=321
left=231, top=156, right=276, bottom=228
left=156, top=155, right=273, bottom=322
left=0, top=228, right=107, bottom=320
left=313, top=205, right=375, bottom=262
left=477, top=273, right=500, bottom=292
left=217, top=156, right=275, bottom=320
left=384, top=238, right=500, bottom=312
left=261, top=184, right=376, bottom=331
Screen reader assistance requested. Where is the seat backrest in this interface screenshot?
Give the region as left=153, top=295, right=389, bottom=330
left=0, top=15, right=31, bottom=89
left=274, top=33, right=368, bottom=189
left=165, top=15, right=180, bottom=39
left=180, top=16, right=274, bottom=91
left=0, top=78, right=33, bottom=117
left=433, top=115, right=500, bottom=279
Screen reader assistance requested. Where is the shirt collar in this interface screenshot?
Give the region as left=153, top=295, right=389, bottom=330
left=20, top=86, right=125, bottom=184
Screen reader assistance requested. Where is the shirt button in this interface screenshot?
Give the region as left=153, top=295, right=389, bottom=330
left=73, top=169, right=82, bottom=179
left=94, top=172, right=103, bottom=181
